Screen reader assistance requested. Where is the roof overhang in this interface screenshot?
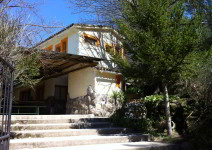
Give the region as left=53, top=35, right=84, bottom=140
left=35, top=24, right=123, bottom=48
left=39, top=50, right=102, bottom=79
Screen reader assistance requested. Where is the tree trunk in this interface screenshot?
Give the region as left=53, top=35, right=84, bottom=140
left=163, top=84, right=172, bottom=136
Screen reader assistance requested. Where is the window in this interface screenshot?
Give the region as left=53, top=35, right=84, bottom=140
left=84, top=33, right=100, bottom=46
left=55, top=86, right=67, bottom=100
left=20, top=90, right=31, bottom=101
left=61, top=37, right=68, bottom=52
left=104, top=43, right=124, bottom=58
left=115, top=45, right=124, bottom=58
left=105, top=44, right=113, bottom=53
left=115, top=45, right=121, bottom=54
left=85, top=37, right=97, bottom=45
left=55, top=37, right=68, bottom=53
left=62, top=41, right=67, bottom=52
left=45, top=45, right=53, bottom=51
left=55, top=43, right=61, bottom=52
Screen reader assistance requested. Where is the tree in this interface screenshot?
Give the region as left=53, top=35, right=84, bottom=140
left=0, top=0, right=62, bottom=87
left=68, top=0, right=211, bottom=27
left=112, top=0, right=205, bottom=136
left=67, top=0, right=122, bottom=26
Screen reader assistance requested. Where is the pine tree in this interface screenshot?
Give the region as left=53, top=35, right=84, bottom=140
left=113, top=0, right=205, bottom=136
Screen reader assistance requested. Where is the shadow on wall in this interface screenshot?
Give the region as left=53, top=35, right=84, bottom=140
left=79, top=31, right=117, bottom=69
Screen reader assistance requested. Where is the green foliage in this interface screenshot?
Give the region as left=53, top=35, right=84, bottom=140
left=16, top=52, right=41, bottom=88
left=145, top=95, right=164, bottom=102
left=111, top=0, right=207, bottom=136
left=108, top=0, right=211, bottom=145
left=113, top=0, right=205, bottom=88
left=111, top=106, right=153, bottom=133
left=175, top=50, right=212, bottom=149
left=110, top=91, right=125, bottom=104
left=112, top=94, right=193, bottom=136
left=144, top=95, right=194, bottom=135
left=145, top=95, right=184, bottom=103
left=125, top=86, right=142, bottom=95
left=188, top=115, right=212, bottom=150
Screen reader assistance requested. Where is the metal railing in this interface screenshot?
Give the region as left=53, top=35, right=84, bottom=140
left=12, top=105, right=47, bottom=115
left=0, top=57, right=14, bottom=150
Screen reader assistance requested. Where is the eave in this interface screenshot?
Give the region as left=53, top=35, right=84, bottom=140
left=39, top=50, right=102, bottom=80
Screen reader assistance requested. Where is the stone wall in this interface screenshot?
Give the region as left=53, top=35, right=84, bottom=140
left=66, top=86, right=121, bottom=117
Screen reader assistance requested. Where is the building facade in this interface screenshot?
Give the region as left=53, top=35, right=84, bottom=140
left=14, top=24, right=124, bottom=116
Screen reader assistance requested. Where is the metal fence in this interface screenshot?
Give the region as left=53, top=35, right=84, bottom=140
left=0, top=57, right=14, bottom=150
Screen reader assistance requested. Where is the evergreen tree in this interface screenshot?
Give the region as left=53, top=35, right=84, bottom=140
left=113, top=0, right=205, bottom=136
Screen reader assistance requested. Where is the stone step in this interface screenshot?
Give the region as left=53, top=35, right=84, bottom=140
left=11, top=118, right=110, bottom=125
left=15, top=142, right=179, bottom=150
left=12, top=128, right=133, bottom=139
left=10, top=134, right=150, bottom=149
left=10, top=115, right=95, bottom=120
left=11, top=122, right=113, bottom=130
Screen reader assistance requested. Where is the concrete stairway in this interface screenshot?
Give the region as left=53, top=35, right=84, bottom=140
left=9, top=115, right=151, bottom=150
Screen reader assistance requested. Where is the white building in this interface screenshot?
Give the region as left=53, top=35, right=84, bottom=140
left=14, top=24, right=124, bottom=115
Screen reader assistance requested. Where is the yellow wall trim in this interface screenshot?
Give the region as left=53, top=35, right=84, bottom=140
left=84, top=33, right=100, bottom=46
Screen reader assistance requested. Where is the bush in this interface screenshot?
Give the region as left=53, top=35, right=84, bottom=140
left=186, top=99, right=212, bottom=150
left=111, top=108, right=153, bottom=133
left=110, top=91, right=125, bottom=104
left=188, top=115, right=212, bottom=150
left=111, top=99, right=152, bottom=133
left=111, top=95, right=193, bottom=136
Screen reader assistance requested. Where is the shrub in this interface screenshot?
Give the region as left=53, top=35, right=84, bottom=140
left=111, top=95, right=193, bottom=136
left=110, top=91, right=125, bottom=104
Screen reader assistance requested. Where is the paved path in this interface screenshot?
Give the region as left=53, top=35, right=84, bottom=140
left=19, top=141, right=177, bottom=150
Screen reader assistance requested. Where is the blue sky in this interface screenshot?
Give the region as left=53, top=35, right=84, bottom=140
left=36, top=0, right=80, bottom=26
left=29, top=0, right=94, bottom=40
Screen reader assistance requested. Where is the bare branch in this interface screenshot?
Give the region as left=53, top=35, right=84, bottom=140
left=68, top=0, right=123, bottom=26
left=7, top=5, right=33, bottom=8
left=0, top=0, right=63, bottom=86
left=19, top=24, right=63, bottom=29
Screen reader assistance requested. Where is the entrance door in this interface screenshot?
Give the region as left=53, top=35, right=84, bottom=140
left=55, top=85, right=67, bottom=100
left=54, top=85, right=68, bottom=114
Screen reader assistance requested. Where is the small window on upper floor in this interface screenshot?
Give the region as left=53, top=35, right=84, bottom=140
left=62, top=41, right=67, bottom=52
left=105, top=43, right=113, bottom=53
left=84, top=33, right=100, bottom=46
left=45, top=45, right=53, bottom=51
left=115, top=45, right=121, bottom=54
left=85, top=37, right=97, bottom=45
left=104, top=43, right=124, bottom=58
left=55, top=37, right=68, bottom=53
left=55, top=44, right=61, bottom=52
left=115, top=45, right=124, bottom=58
left=61, top=37, right=68, bottom=53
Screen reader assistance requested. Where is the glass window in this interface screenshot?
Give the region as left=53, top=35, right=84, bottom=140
left=85, top=37, right=97, bottom=45
left=84, top=33, right=100, bottom=46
